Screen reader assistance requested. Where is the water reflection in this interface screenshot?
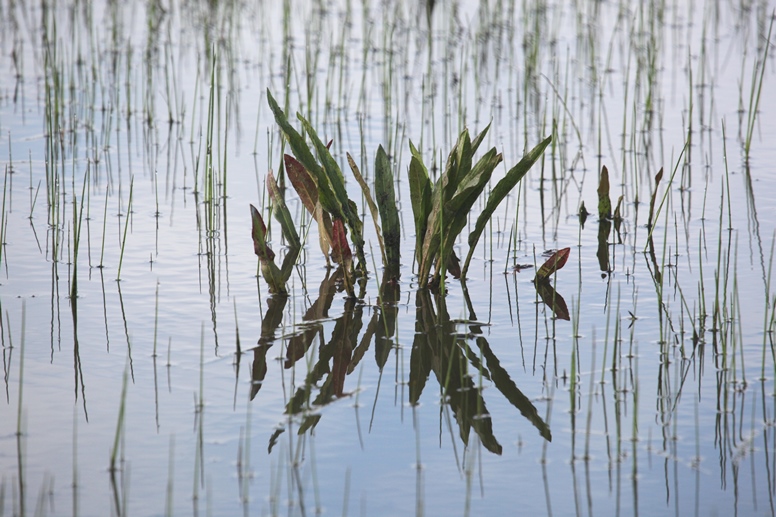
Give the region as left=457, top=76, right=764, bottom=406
left=249, top=273, right=551, bottom=457
left=533, top=280, right=570, bottom=322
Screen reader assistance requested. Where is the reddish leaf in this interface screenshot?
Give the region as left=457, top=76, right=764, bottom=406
left=284, top=154, right=318, bottom=215
left=535, top=247, right=570, bottom=281
left=250, top=204, right=275, bottom=262
left=314, top=204, right=334, bottom=264
left=535, top=281, right=570, bottom=321
left=331, top=218, right=355, bottom=297
left=330, top=218, right=352, bottom=264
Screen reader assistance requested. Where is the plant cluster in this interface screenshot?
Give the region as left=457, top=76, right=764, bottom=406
left=252, top=91, right=553, bottom=296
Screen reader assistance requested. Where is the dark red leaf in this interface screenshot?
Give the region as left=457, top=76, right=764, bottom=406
left=331, top=218, right=352, bottom=264
left=284, top=154, right=318, bottom=215
left=250, top=204, right=275, bottom=261
left=535, top=247, right=570, bottom=280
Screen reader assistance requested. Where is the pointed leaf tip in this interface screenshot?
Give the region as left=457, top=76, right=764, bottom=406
left=535, top=247, right=570, bottom=281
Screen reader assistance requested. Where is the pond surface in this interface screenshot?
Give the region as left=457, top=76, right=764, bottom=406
left=2, top=1, right=776, bottom=516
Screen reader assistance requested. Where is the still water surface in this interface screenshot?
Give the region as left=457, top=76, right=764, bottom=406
left=2, top=0, right=776, bottom=515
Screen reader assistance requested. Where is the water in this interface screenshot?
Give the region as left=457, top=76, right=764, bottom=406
left=1, top=0, right=776, bottom=515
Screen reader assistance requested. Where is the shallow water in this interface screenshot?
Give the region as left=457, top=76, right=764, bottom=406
left=2, top=0, right=776, bottom=516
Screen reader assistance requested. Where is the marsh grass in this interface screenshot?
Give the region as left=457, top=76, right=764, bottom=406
left=0, top=165, right=8, bottom=270
left=2, top=1, right=776, bottom=515
left=743, top=11, right=775, bottom=160
left=116, top=176, right=134, bottom=281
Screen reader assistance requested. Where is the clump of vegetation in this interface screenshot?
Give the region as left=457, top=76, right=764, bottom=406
left=266, top=90, right=367, bottom=297
left=255, top=91, right=402, bottom=297
left=258, top=92, right=550, bottom=294
left=409, top=127, right=552, bottom=289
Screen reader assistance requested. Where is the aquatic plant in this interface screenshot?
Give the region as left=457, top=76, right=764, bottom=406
left=266, top=89, right=366, bottom=297
left=267, top=90, right=403, bottom=295
left=409, top=126, right=551, bottom=289
left=249, top=166, right=303, bottom=295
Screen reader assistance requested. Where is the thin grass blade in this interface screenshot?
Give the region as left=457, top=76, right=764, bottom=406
left=267, top=170, right=300, bottom=250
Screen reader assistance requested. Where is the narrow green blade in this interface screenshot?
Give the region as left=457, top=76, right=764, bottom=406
left=445, top=148, right=502, bottom=215
left=470, top=122, right=491, bottom=155
left=347, top=152, right=386, bottom=268
left=267, top=170, right=300, bottom=251
left=462, top=135, right=552, bottom=278
left=374, top=146, right=401, bottom=276
left=266, top=90, right=322, bottom=182
left=408, top=142, right=432, bottom=265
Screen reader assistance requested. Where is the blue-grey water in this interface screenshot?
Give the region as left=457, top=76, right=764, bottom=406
left=2, top=1, right=776, bottom=516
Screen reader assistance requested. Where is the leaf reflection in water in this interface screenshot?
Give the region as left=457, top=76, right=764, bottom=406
left=253, top=273, right=551, bottom=456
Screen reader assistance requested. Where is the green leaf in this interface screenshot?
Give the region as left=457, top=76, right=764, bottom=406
left=374, top=146, right=401, bottom=276
left=299, top=116, right=366, bottom=269
left=440, top=130, right=469, bottom=204
left=462, top=134, right=552, bottom=278
left=408, top=143, right=432, bottom=265
left=418, top=133, right=468, bottom=287
left=347, top=152, right=386, bottom=269
left=470, top=122, right=491, bottom=155
left=267, top=91, right=342, bottom=222
left=266, top=170, right=300, bottom=251
left=445, top=148, right=501, bottom=215
left=298, top=116, right=350, bottom=213
left=439, top=148, right=501, bottom=283
left=266, top=90, right=322, bottom=184
left=417, top=201, right=442, bottom=287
